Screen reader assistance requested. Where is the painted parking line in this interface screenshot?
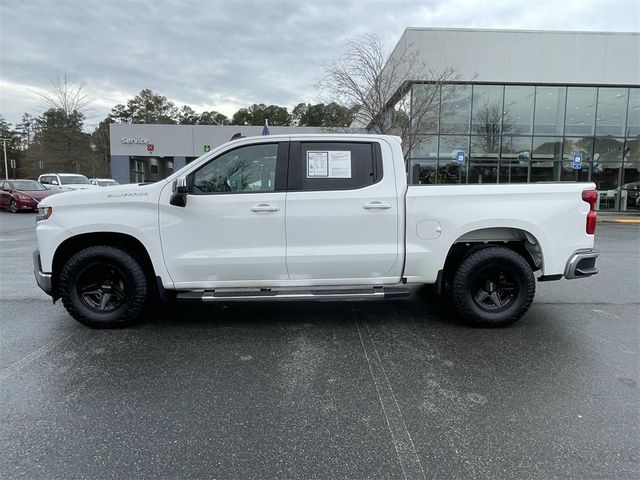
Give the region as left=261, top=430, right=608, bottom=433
left=611, top=218, right=640, bottom=223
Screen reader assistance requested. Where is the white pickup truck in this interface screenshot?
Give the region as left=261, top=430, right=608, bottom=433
left=33, top=134, right=599, bottom=328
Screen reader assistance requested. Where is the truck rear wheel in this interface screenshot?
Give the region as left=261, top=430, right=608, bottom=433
left=452, top=246, right=535, bottom=327
left=59, top=246, right=148, bottom=328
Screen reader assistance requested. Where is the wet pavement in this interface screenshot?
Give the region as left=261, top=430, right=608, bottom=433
left=1, top=210, right=638, bottom=479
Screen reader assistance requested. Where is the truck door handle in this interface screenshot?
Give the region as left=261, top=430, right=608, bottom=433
left=251, top=204, right=280, bottom=212
left=363, top=202, right=392, bottom=209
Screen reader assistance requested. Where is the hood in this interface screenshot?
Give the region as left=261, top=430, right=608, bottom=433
left=40, top=181, right=165, bottom=208
left=17, top=189, right=56, bottom=200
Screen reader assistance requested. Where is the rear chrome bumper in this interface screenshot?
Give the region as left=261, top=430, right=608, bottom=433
left=33, top=249, right=53, bottom=296
left=564, top=249, right=599, bottom=279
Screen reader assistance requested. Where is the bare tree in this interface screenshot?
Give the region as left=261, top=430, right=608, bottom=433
left=319, top=33, right=458, bottom=161
left=38, top=73, right=92, bottom=118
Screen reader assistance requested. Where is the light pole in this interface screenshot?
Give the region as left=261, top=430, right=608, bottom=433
left=0, top=138, right=9, bottom=180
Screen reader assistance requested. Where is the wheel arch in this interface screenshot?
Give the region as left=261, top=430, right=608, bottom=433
left=439, top=227, right=543, bottom=292
left=51, top=232, right=157, bottom=301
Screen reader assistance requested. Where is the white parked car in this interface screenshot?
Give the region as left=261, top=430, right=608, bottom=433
left=38, top=173, right=100, bottom=192
left=33, top=134, right=599, bottom=329
left=89, top=178, right=120, bottom=187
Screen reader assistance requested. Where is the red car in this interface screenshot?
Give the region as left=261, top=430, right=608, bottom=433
left=0, top=179, right=58, bottom=213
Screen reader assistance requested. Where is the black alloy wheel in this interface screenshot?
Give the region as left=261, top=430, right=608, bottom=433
left=471, top=264, right=520, bottom=312
left=59, top=245, right=148, bottom=328
left=76, top=263, right=129, bottom=312
left=452, top=246, right=535, bottom=327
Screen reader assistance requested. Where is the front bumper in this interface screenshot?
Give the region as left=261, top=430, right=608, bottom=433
left=17, top=197, right=39, bottom=210
left=33, top=249, right=53, bottom=296
left=564, top=249, right=599, bottom=279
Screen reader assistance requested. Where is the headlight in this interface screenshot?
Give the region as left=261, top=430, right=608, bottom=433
left=36, top=206, right=52, bottom=222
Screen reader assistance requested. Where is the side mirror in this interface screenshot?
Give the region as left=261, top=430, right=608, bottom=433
left=170, top=176, right=189, bottom=207
left=51, top=180, right=59, bottom=185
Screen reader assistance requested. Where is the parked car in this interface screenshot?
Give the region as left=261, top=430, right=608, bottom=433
left=0, top=179, right=57, bottom=212
left=33, top=134, right=599, bottom=329
left=598, top=181, right=640, bottom=210
left=89, top=178, right=120, bottom=187
left=38, top=173, right=99, bottom=192
left=621, top=181, right=640, bottom=210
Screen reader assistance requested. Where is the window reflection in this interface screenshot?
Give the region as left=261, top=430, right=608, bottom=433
left=504, top=86, right=535, bottom=135
left=409, top=159, right=438, bottom=184
left=440, top=85, right=471, bottom=134
left=406, top=81, right=637, bottom=210
left=534, top=87, right=566, bottom=135
left=626, top=88, right=640, bottom=137
left=531, top=137, right=562, bottom=182
left=561, top=137, right=593, bottom=182
left=596, top=88, right=628, bottom=136
left=471, top=85, right=504, bottom=142
left=411, top=84, right=440, bottom=134
left=438, top=135, right=469, bottom=183
left=411, top=135, right=439, bottom=159
left=565, top=87, right=597, bottom=136
left=594, top=137, right=625, bottom=166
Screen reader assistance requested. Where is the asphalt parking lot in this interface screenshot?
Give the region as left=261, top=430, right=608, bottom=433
left=0, top=210, right=638, bottom=479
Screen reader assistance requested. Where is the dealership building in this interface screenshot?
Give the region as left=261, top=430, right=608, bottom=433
left=109, top=124, right=326, bottom=184
left=110, top=28, right=639, bottom=211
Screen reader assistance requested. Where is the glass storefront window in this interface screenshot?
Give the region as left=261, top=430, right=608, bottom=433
left=563, top=137, right=594, bottom=162
left=409, top=159, right=438, bottom=184
left=621, top=162, right=640, bottom=211
left=438, top=135, right=469, bottom=183
left=596, top=88, right=628, bottom=136
left=499, top=161, right=529, bottom=183
left=592, top=163, right=623, bottom=210
left=561, top=137, right=593, bottom=182
left=440, top=85, right=471, bottom=134
left=565, top=87, right=597, bottom=136
left=501, top=136, right=532, bottom=159
left=500, top=136, right=532, bottom=183
left=594, top=137, right=625, bottom=167
left=626, top=88, right=640, bottom=137
left=625, top=136, right=639, bottom=163
left=534, top=86, right=566, bottom=135
left=471, top=85, right=504, bottom=137
left=411, top=84, right=440, bottom=134
left=411, top=135, right=439, bottom=159
left=530, top=137, right=562, bottom=182
left=468, top=159, right=498, bottom=184
left=504, top=86, right=535, bottom=135
left=471, top=135, right=499, bottom=157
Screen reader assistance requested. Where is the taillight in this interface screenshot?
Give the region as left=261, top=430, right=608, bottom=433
left=582, top=190, right=597, bottom=235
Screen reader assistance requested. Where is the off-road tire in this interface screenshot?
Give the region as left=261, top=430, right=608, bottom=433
left=452, top=246, right=535, bottom=327
left=59, top=246, right=148, bottom=328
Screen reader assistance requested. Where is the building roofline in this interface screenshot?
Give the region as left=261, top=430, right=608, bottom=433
left=403, top=27, right=639, bottom=36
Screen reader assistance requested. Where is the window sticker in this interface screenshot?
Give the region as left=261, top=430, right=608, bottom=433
left=307, top=151, right=329, bottom=177
left=328, top=151, right=351, bottom=178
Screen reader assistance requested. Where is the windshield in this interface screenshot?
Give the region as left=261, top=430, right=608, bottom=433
left=12, top=180, right=47, bottom=191
left=60, top=175, right=91, bottom=185
left=98, top=180, right=119, bottom=187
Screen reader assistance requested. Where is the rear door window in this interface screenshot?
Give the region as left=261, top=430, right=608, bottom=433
left=288, top=142, right=382, bottom=191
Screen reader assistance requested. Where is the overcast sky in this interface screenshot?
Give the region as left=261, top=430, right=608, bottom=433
left=1, top=0, right=638, bottom=129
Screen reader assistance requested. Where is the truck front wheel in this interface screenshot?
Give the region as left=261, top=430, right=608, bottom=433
left=452, top=246, right=535, bottom=327
left=59, top=246, right=148, bottom=328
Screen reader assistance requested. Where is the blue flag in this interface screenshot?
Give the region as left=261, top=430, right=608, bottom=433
left=262, top=119, right=270, bottom=136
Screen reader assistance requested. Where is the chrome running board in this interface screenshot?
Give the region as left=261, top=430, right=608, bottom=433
left=176, top=286, right=410, bottom=302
